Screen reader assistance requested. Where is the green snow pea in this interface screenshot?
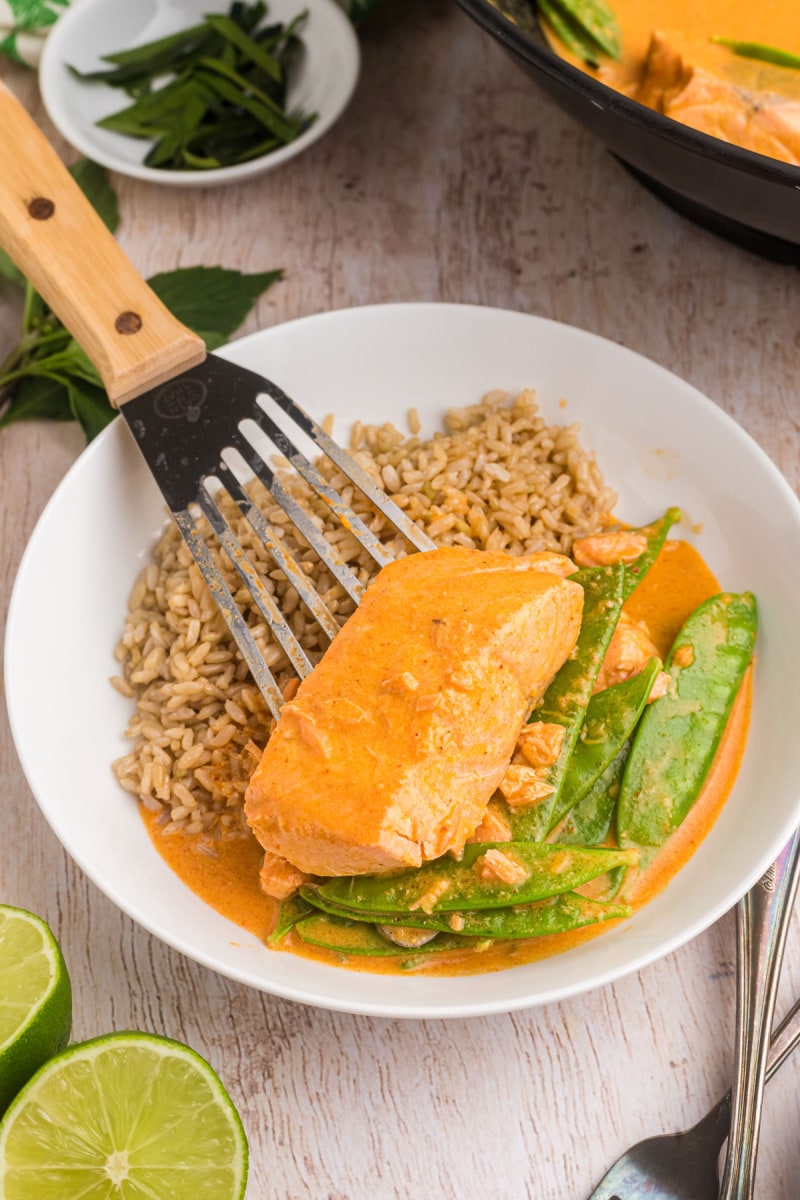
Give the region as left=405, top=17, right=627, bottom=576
left=315, top=842, right=637, bottom=913
left=557, top=743, right=630, bottom=846
left=617, top=591, right=757, bottom=850
left=549, top=656, right=662, bottom=832
left=301, top=887, right=631, bottom=939
left=295, top=914, right=476, bottom=957
left=508, top=563, right=625, bottom=841
left=621, top=507, right=682, bottom=600
left=266, top=894, right=313, bottom=945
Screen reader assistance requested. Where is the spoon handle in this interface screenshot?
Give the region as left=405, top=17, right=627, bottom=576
left=718, top=828, right=800, bottom=1200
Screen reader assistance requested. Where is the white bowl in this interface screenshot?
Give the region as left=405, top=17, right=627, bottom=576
left=7, top=303, right=800, bottom=1018
left=39, top=0, right=360, bottom=187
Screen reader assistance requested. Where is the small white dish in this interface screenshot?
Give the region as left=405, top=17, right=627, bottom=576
left=7, top=303, right=800, bottom=1018
left=39, top=0, right=360, bottom=187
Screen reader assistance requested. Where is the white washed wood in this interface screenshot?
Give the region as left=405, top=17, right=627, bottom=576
left=1, top=2, right=800, bottom=1196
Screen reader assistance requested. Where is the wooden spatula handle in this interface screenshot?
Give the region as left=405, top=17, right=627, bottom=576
left=0, top=82, right=206, bottom=405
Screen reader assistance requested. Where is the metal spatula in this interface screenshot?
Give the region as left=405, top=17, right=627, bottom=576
left=0, top=83, right=433, bottom=717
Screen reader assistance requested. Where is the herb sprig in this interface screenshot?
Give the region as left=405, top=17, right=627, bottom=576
left=537, top=0, right=621, bottom=67
left=0, top=160, right=283, bottom=442
left=69, top=1, right=315, bottom=172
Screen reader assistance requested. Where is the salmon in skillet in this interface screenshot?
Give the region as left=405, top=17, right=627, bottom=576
left=634, top=32, right=800, bottom=165
left=245, top=546, right=584, bottom=889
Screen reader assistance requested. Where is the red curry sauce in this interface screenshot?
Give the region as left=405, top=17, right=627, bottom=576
left=142, top=539, right=751, bottom=975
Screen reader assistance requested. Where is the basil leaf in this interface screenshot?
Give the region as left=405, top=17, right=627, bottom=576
left=66, top=380, right=118, bottom=442
left=539, top=0, right=621, bottom=62
left=146, top=266, right=284, bottom=343
left=0, top=374, right=73, bottom=428
left=0, top=249, right=24, bottom=287
left=69, top=159, right=120, bottom=233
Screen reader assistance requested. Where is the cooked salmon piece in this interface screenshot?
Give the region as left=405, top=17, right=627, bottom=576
left=245, top=546, right=583, bottom=880
left=594, top=611, right=661, bottom=693
left=635, top=32, right=800, bottom=166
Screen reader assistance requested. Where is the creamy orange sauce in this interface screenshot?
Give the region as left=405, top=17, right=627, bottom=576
left=545, top=0, right=800, bottom=164
left=142, top=539, right=751, bottom=975
left=578, top=0, right=800, bottom=90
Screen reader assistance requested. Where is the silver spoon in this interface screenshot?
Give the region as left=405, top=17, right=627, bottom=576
left=587, top=827, right=800, bottom=1200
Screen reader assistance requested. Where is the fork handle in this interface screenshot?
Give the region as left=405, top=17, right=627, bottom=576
left=718, top=828, right=800, bottom=1200
left=0, top=82, right=206, bottom=405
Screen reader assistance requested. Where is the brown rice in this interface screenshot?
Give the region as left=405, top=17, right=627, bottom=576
left=111, top=390, right=616, bottom=853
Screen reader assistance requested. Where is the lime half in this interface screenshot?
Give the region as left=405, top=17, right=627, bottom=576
left=0, top=905, right=72, bottom=1115
left=0, top=1032, right=249, bottom=1199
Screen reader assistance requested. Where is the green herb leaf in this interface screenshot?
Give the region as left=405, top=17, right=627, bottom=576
left=711, top=36, right=800, bottom=70
left=202, top=11, right=284, bottom=83
left=0, top=162, right=285, bottom=442
left=0, top=249, right=24, bottom=287
left=0, top=374, right=73, bottom=429
left=66, top=379, right=118, bottom=442
left=69, top=0, right=314, bottom=172
left=539, top=0, right=621, bottom=63
left=147, top=266, right=284, bottom=345
left=69, top=159, right=120, bottom=233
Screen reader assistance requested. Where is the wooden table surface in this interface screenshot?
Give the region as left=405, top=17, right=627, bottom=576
left=2, top=2, right=799, bottom=1196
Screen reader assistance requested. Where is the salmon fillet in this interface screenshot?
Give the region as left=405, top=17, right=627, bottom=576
left=245, top=547, right=583, bottom=881
left=636, top=32, right=800, bottom=165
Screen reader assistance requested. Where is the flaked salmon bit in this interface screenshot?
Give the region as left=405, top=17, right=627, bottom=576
left=409, top=879, right=451, bottom=914
left=467, top=804, right=512, bottom=844
left=245, top=546, right=583, bottom=878
left=648, top=671, right=672, bottom=703
left=572, top=530, right=648, bottom=567
left=516, top=721, right=566, bottom=767
left=259, top=852, right=311, bottom=900
left=474, top=849, right=530, bottom=886
left=594, top=611, right=661, bottom=693
left=497, top=764, right=556, bottom=809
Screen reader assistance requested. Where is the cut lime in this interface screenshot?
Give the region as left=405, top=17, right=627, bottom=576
left=0, top=1031, right=249, bottom=1199
left=0, top=905, right=72, bottom=1115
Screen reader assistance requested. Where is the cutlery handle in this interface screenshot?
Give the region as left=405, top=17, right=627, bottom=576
left=0, top=82, right=205, bottom=405
left=718, top=828, right=800, bottom=1200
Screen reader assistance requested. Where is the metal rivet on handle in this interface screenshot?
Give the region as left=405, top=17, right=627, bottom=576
left=28, top=197, right=55, bottom=220
left=115, top=311, right=143, bottom=335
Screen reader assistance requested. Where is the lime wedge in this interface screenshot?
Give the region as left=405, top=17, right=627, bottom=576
left=0, top=1031, right=248, bottom=1198
left=0, top=905, right=72, bottom=1115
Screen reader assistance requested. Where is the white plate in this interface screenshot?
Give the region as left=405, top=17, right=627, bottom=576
left=7, top=303, right=800, bottom=1018
left=39, top=0, right=360, bottom=188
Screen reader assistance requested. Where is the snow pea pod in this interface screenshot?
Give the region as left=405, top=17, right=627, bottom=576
left=295, top=914, right=475, bottom=957
left=622, top=507, right=681, bottom=600
left=617, top=591, right=757, bottom=850
left=550, top=656, right=661, bottom=831
left=557, top=743, right=630, bottom=846
left=508, top=563, right=625, bottom=841
left=315, top=841, right=637, bottom=913
left=301, top=887, right=631, bottom=939
left=266, top=894, right=314, bottom=945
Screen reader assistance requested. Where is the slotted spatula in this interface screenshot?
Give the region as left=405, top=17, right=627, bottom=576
left=0, top=83, right=433, bottom=717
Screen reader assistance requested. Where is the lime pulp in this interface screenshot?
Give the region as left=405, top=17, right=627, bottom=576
left=0, top=1031, right=248, bottom=1199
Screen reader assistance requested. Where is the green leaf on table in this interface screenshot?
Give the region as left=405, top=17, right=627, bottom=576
left=0, top=248, right=24, bottom=286
left=69, top=159, right=121, bottom=233
left=146, top=266, right=284, bottom=345
left=66, top=379, right=118, bottom=442
left=0, top=374, right=73, bottom=428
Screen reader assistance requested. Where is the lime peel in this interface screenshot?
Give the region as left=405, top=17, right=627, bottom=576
left=0, top=905, right=72, bottom=1115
